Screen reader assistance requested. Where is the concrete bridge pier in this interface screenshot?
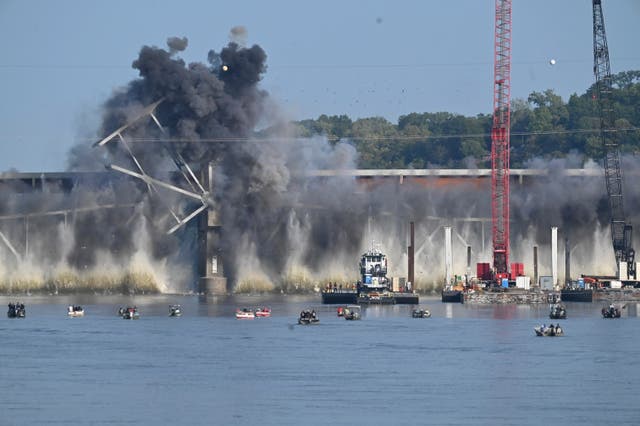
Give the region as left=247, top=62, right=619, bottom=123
left=197, top=164, right=227, bottom=295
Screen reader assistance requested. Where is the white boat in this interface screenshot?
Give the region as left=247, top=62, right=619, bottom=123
left=67, top=305, right=85, bottom=317
left=412, top=308, right=431, bottom=318
left=169, top=304, right=182, bottom=317
left=236, top=308, right=255, bottom=319
left=343, top=305, right=361, bottom=320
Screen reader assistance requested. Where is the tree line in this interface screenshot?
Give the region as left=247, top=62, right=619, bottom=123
left=289, top=70, right=640, bottom=169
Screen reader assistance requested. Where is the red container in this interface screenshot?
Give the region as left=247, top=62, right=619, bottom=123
left=510, top=262, right=524, bottom=278
left=476, top=262, right=492, bottom=280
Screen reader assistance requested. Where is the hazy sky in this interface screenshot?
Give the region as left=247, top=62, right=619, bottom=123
left=1, top=0, right=639, bottom=172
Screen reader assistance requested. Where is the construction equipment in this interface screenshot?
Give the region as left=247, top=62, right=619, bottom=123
left=592, top=0, right=636, bottom=280
left=490, top=0, right=512, bottom=279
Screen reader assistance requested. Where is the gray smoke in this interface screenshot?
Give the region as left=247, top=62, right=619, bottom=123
left=166, top=36, right=188, bottom=53
left=229, top=26, right=248, bottom=47
left=1, top=33, right=636, bottom=293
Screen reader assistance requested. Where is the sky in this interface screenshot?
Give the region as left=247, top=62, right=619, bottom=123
left=1, top=0, right=639, bottom=172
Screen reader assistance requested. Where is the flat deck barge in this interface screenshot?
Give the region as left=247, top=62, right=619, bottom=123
left=321, top=290, right=418, bottom=305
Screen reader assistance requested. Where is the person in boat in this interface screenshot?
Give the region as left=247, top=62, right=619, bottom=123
left=311, top=310, right=317, bottom=319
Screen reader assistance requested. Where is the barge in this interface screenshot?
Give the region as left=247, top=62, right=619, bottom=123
left=321, top=246, right=419, bottom=305
left=561, top=288, right=593, bottom=302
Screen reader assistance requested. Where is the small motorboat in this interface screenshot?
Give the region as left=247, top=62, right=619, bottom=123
left=7, top=302, right=26, bottom=318
left=67, top=305, right=85, bottom=317
left=120, top=306, right=140, bottom=320
left=343, top=305, right=361, bottom=320
left=235, top=308, right=255, bottom=319
left=549, top=303, right=567, bottom=319
left=534, top=324, right=563, bottom=337
left=298, top=309, right=319, bottom=325
left=412, top=308, right=431, bottom=318
left=169, top=304, right=182, bottom=317
left=601, top=304, right=622, bottom=318
left=254, top=307, right=271, bottom=318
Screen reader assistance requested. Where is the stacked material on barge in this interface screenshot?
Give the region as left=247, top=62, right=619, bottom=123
left=321, top=246, right=418, bottom=305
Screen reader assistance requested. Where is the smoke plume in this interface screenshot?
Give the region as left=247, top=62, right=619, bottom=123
left=0, top=34, right=638, bottom=294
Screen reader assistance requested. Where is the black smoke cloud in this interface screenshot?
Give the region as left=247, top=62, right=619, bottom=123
left=1, top=33, right=637, bottom=293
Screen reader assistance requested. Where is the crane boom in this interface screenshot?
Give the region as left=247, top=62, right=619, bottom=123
left=592, top=0, right=635, bottom=280
left=491, top=0, right=512, bottom=278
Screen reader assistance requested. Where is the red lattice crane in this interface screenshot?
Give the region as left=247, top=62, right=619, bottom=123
left=491, top=0, right=512, bottom=279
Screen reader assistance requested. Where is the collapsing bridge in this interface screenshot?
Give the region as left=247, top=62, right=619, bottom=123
left=0, top=162, right=608, bottom=294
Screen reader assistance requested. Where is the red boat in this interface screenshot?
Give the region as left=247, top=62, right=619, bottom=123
left=254, top=307, right=271, bottom=318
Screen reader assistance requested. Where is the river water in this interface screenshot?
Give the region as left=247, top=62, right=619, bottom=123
left=1, top=294, right=639, bottom=425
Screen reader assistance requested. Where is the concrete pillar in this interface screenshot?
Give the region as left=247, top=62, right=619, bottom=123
left=445, top=226, right=452, bottom=286
left=551, top=227, right=558, bottom=288
left=533, top=245, right=538, bottom=286
left=197, top=163, right=227, bottom=295
left=565, top=236, right=571, bottom=285
left=408, top=221, right=414, bottom=287
left=466, top=246, right=471, bottom=285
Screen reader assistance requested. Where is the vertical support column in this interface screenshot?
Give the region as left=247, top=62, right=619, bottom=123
left=25, top=217, right=29, bottom=258
left=466, top=246, right=472, bottom=285
left=551, top=227, right=558, bottom=288
left=197, top=162, right=227, bottom=295
left=444, top=226, right=453, bottom=286
left=408, top=221, right=414, bottom=288
left=565, top=237, right=571, bottom=286
left=533, top=245, right=538, bottom=287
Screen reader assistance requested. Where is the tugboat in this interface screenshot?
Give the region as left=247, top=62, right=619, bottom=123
left=601, top=304, right=622, bottom=318
left=549, top=303, right=567, bottom=319
left=7, top=302, right=26, bottom=318
left=298, top=309, right=319, bottom=325
left=169, top=304, right=182, bottom=317
left=322, top=245, right=418, bottom=305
